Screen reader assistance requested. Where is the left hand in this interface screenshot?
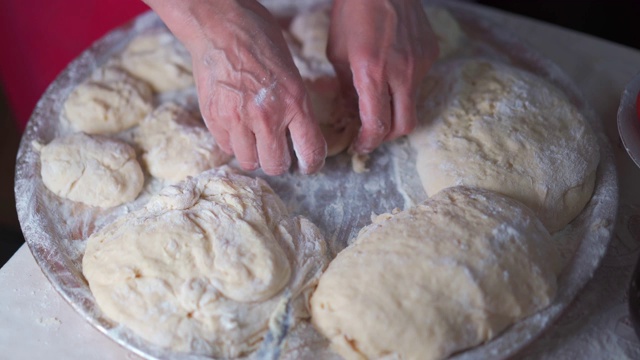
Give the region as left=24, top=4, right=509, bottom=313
left=327, top=0, right=439, bottom=154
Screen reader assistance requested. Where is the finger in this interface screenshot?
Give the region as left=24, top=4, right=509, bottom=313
left=204, top=120, right=233, bottom=155
left=254, top=128, right=292, bottom=176
left=384, top=84, right=418, bottom=142
left=352, top=66, right=392, bottom=154
left=288, top=100, right=327, bottom=174
left=230, top=126, right=259, bottom=171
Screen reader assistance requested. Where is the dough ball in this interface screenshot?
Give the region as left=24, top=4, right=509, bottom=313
left=82, top=168, right=329, bottom=357
left=286, top=12, right=359, bottom=156
left=134, top=102, right=232, bottom=183
left=37, top=133, right=144, bottom=207
left=424, top=6, right=465, bottom=59
left=310, top=186, right=560, bottom=360
left=409, top=60, right=599, bottom=232
left=118, top=30, right=194, bottom=92
left=290, top=8, right=331, bottom=63
left=63, top=66, right=153, bottom=134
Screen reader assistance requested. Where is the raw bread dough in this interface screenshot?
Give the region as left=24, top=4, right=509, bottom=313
left=310, top=186, right=560, bottom=360
left=118, top=30, right=194, bottom=92
left=287, top=10, right=360, bottom=156
left=134, top=102, right=232, bottom=183
left=409, top=59, right=600, bottom=232
left=82, top=168, right=329, bottom=358
left=36, top=133, right=144, bottom=207
left=63, top=66, right=153, bottom=134
left=424, top=6, right=465, bottom=59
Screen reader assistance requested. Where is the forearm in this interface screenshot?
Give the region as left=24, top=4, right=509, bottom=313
left=141, top=0, right=246, bottom=53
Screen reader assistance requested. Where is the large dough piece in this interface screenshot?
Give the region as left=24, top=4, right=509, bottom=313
left=82, top=168, right=329, bottom=358
left=409, top=59, right=600, bottom=232
left=37, top=133, right=144, bottom=207
left=310, top=186, right=560, bottom=360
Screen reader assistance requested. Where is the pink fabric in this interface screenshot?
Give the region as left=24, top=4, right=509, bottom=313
left=0, top=0, right=149, bottom=131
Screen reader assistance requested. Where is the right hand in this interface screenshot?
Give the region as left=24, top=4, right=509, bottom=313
left=146, top=0, right=327, bottom=175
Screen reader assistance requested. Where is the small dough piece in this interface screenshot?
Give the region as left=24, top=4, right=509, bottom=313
left=83, top=168, right=329, bottom=357
left=409, top=60, right=600, bottom=232
left=286, top=10, right=359, bottom=156
left=424, top=6, right=465, bottom=59
left=310, top=186, right=560, bottom=360
left=63, top=66, right=153, bottom=134
left=134, top=102, right=232, bottom=183
left=119, top=30, right=194, bottom=92
left=37, top=133, right=144, bottom=207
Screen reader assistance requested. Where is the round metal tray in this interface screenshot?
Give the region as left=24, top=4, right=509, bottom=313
left=15, top=1, right=618, bottom=359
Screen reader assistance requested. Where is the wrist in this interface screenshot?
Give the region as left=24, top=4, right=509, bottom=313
left=142, top=0, right=249, bottom=53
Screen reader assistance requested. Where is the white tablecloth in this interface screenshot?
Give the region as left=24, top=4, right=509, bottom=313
left=2, top=3, right=640, bottom=359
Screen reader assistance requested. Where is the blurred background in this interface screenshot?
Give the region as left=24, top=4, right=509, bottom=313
left=0, top=0, right=638, bottom=266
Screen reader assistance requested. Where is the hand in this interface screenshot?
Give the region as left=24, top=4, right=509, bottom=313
left=328, top=0, right=439, bottom=154
left=145, top=0, right=327, bottom=175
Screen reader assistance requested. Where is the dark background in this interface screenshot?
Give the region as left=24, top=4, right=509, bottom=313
left=1, top=0, right=638, bottom=267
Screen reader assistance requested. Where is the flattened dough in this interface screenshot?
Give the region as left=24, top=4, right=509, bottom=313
left=310, top=186, right=560, bottom=360
left=83, top=168, right=329, bottom=357
left=37, top=133, right=144, bottom=207
left=63, top=66, right=153, bottom=134
left=409, top=59, right=600, bottom=232
left=134, top=102, right=232, bottom=182
left=118, top=30, right=194, bottom=92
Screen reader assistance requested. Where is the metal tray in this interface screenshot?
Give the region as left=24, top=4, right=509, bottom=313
left=15, top=1, right=618, bottom=359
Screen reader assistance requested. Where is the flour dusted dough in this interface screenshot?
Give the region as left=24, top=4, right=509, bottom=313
left=134, top=102, right=232, bottom=183
left=310, top=186, right=560, bottom=360
left=118, top=30, right=194, bottom=92
left=424, top=6, right=465, bottom=59
left=287, top=9, right=359, bottom=156
left=82, top=168, right=329, bottom=357
left=37, top=133, right=144, bottom=207
left=409, top=59, right=600, bottom=232
left=63, top=66, right=153, bottom=134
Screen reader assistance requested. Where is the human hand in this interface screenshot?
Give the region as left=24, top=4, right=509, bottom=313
left=328, top=0, right=439, bottom=154
left=145, top=0, right=326, bottom=175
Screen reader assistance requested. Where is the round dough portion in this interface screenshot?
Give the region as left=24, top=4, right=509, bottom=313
left=63, top=67, right=153, bottom=134
left=134, top=102, right=232, bottom=183
left=38, top=133, right=144, bottom=207
left=82, top=168, right=329, bottom=358
left=409, top=59, right=600, bottom=232
left=310, top=186, right=560, bottom=360
left=286, top=10, right=359, bottom=156
left=118, top=31, right=194, bottom=92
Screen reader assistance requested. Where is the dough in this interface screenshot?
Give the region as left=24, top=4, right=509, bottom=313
left=424, top=6, right=465, bottom=59
left=134, top=102, right=232, bottom=183
left=63, top=66, right=153, bottom=134
left=286, top=10, right=360, bottom=156
left=82, top=168, right=329, bottom=357
left=37, top=133, right=144, bottom=207
left=310, top=186, right=560, bottom=360
left=118, top=30, right=194, bottom=92
left=409, top=59, right=600, bottom=232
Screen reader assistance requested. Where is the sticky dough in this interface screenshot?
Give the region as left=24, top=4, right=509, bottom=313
left=409, top=59, right=600, bottom=232
left=310, top=186, right=560, bottom=360
left=82, top=168, right=329, bottom=357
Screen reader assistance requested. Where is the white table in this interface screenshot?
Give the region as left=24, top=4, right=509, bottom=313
left=3, top=4, right=640, bottom=359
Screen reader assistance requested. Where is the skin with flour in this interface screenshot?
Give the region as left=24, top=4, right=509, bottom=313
left=142, top=0, right=438, bottom=175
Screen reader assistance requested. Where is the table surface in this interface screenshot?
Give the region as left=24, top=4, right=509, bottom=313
left=3, top=3, right=640, bottom=359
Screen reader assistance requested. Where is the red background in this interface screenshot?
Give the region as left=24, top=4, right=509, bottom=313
left=0, top=0, right=149, bottom=131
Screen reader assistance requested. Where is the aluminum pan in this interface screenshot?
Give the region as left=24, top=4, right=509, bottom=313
left=15, top=1, right=618, bottom=359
